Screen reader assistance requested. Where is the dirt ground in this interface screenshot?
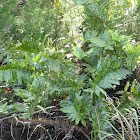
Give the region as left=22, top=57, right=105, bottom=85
left=0, top=107, right=90, bottom=140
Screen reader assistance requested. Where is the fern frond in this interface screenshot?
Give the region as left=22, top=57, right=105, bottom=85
left=99, top=69, right=132, bottom=89
left=84, top=1, right=112, bottom=29
left=87, top=55, right=132, bottom=96
left=92, top=55, right=122, bottom=83
left=124, top=43, right=140, bottom=71
left=0, top=69, right=31, bottom=85
left=60, top=93, right=90, bottom=126
left=32, top=75, right=46, bottom=92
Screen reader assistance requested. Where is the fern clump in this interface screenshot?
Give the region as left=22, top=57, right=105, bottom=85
left=0, top=36, right=83, bottom=118
left=61, top=28, right=140, bottom=135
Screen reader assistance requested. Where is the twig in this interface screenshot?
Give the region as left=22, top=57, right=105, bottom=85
left=0, top=114, right=18, bottom=123
left=53, top=131, right=62, bottom=140
left=62, top=126, right=74, bottom=140
left=0, top=98, right=6, bottom=103
left=27, top=124, right=40, bottom=140
left=14, top=116, right=31, bottom=125
left=38, top=125, right=53, bottom=140
left=32, top=106, right=56, bottom=115
left=10, top=119, right=16, bottom=140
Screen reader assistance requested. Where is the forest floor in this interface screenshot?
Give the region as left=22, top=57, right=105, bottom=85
left=0, top=106, right=91, bottom=140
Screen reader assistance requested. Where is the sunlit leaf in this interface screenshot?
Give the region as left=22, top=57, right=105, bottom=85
left=73, top=47, right=86, bottom=60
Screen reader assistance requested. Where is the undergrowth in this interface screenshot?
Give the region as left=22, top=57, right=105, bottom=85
left=0, top=0, right=140, bottom=140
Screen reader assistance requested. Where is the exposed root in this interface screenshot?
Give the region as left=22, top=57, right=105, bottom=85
left=0, top=114, right=90, bottom=140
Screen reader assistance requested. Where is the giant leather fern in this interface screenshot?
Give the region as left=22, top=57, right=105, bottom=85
left=0, top=37, right=83, bottom=118
left=86, top=55, right=132, bottom=96
left=60, top=54, right=132, bottom=126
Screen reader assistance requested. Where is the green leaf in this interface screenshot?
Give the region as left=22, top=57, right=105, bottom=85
left=0, top=103, right=7, bottom=113
left=19, top=113, right=30, bottom=119
left=14, top=103, right=29, bottom=112
left=32, top=76, right=45, bottom=92
left=15, top=42, right=22, bottom=48
left=4, top=70, right=13, bottom=83
left=95, top=85, right=107, bottom=96
left=124, top=81, right=130, bottom=91
left=0, top=103, right=13, bottom=114
left=91, top=38, right=106, bottom=47
left=84, top=30, right=98, bottom=40
left=105, top=45, right=114, bottom=50
left=95, top=85, right=100, bottom=96
left=99, top=69, right=132, bottom=89
left=16, top=70, right=24, bottom=85
left=60, top=94, right=89, bottom=126
left=73, top=47, right=86, bottom=60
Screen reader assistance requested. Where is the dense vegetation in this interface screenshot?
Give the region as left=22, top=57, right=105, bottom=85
left=0, top=0, right=140, bottom=139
